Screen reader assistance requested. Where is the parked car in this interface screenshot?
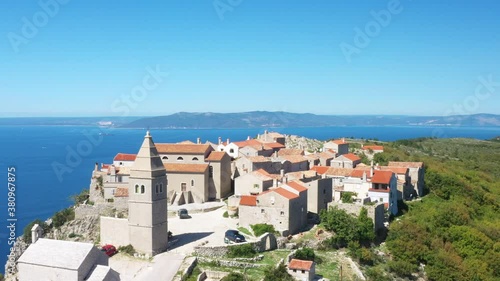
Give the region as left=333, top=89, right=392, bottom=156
left=224, top=230, right=246, bottom=244
left=100, top=245, right=117, bottom=257
left=178, top=208, right=190, bottom=219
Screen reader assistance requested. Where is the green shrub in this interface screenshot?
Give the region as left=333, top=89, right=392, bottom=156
left=223, top=211, right=229, bottom=218
left=227, top=244, right=256, bottom=258
left=71, top=189, right=89, bottom=205
left=118, top=245, right=136, bottom=255
left=52, top=208, right=75, bottom=228
left=294, top=247, right=316, bottom=262
left=221, top=272, right=245, bottom=281
left=68, top=233, right=77, bottom=238
left=251, top=224, right=276, bottom=237
left=341, top=192, right=357, bottom=203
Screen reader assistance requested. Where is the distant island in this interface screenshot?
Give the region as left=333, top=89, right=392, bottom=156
left=121, top=112, right=500, bottom=128
left=1, top=112, right=499, bottom=128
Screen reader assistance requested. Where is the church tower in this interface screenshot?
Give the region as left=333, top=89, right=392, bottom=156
left=128, top=131, right=168, bottom=256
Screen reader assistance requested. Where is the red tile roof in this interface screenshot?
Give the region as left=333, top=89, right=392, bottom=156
left=289, top=259, right=314, bottom=271
left=233, top=139, right=263, bottom=148
left=164, top=163, right=209, bottom=173
left=363, top=145, right=384, bottom=151
left=278, top=149, right=305, bottom=156
left=343, top=153, right=361, bottom=162
left=272, top=188, right=299, bottom=200
left=156, top=144, right=211, bottom=155
left=388, top=161, right=424, bottom=168
left=286, top=181, right=308, bottom=193
left=114, top=187, right=129, bottom=197
left=240, top=195, right=257, bottom=206
left=247, top=156, right=269, bottom=163
left=350, top=170, right=370, bottom=178
left=265, top=142, right=286, bottom=149
left=371, top=170, right=393, bottom=184
left=331, top=139, right=348, bottom=145
left=311, top=166, right=329, bottom=175
left=381, top=166, right=408, bottom=174
left=206, top=151, right=227, bottom=162
left=280, top=155, right=308, bottom=163
left=114, top=153, right=137, bottom=162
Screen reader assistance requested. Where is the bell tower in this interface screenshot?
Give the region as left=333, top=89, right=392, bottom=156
left=128, top=131, right=168, bottom=256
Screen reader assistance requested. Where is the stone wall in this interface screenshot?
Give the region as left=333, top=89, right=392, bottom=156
left=194, top=233, right=277, bottom=258
left=328, top=202, right=385, bottom=231
left=100, top=217, right=130, bottom=247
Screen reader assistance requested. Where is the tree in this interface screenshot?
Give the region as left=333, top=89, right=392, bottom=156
left=263, top=263, right=294, bottom=281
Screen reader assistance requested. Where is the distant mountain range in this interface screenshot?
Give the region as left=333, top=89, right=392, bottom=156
left=1, top=113, right=498, bottom=128
left=120, top=112, right=500, bottom=129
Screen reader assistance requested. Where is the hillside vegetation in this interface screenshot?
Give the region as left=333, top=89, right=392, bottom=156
left=377, top=138, right=499, bottom=281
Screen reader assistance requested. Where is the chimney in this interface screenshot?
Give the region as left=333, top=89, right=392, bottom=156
left=274, top=179, right=278, bottom=187
left=110, top=165, right=116, bottom=176
left=285, top=175, right=289, bottom=183
left=247, top=136, right=251, bottom=141
left=197, top=137, right=201, bottom=144
left=218, top=137, right=222, bottom=145
left=227, top=138, right=230, bottom=144
left=363, top=171, right=367, bottom=182
left=342, top=137, right=345, bottom=143
left=94, top=162, right=99, bottom=172
left=275, top=151, right=278, bottom=158
left=370, top=167, right=374, bottom=178
left=31, top=224, right=43, bottom=244
left=280, top=169, right=285, bottom=177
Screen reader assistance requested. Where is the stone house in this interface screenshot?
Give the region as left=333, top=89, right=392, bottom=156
left=355, top=165, right=411, bottom=200
left=239, top=144, right=274, bottom=157
left=388, top=161, right=425, bottom=197
left=288, top=259, right=315, bottom=281
left=164, top=163, right=210, bottom=204
left=278, top=149, right=305, bottom=157
left=239, top=187, right=307, bottom=236
left=331, top=153, right=361, bottom=169
left=299, top=177, right=333, bottom=215
left=17, top=238, right=119, bottom=281
left=310, top=166, right=353, bottom=192
left=235, top=169, right=275, bottom=196
left=368, top=170, right=398, bottom=215
left=258, top=131, right=286, bottom=145
left=323, top=139, right=349, bottom=155
left=362, top=145, right=384, bottom=154
left=278, top=155, right=309, bottom=172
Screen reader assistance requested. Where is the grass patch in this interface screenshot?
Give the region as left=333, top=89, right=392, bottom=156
left=227, top=244, right=256, bottom=258
left=238, top=227, right=252, bottom=237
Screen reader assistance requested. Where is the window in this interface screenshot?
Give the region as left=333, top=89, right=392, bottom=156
left=141, top=185, right=145, bottom=194
left=177, top=157, right=184, bottom=161
left=181, top=183, right=187, bottom=192
left=253, top=184, right=259, bottom=189
left=261, top=209, right=265, bottom=214
left=229, top=149, right=234, bottom=154
left=162, top=156, right=168, bottom=160
left=191, top=180, right=195, bottom=187
left=155, top=184, right=159, bottom=194
left=209, top=166, right=214, bottom=178
left=302, top=270, right=305, bottom=274
left=160, top=183, right=163, bottom=193
left=112, top=189, right=115, bottom=195
left=280, top=211, right=285, bottom=216
left=119, top=162, right=123, bottom=166
left=135, top=184, right=139, bottom=194
left=192, top=157, right=199, bottom=161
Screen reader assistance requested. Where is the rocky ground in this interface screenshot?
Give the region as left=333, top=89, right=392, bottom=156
left=285, top=135, right=324, bottom=153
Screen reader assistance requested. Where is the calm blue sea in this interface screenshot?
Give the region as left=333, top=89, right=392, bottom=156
left=0, top=125, right=499, bottom=273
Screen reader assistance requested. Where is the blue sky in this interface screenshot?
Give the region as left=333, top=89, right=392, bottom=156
left=1, top=0, right=499, bottom=117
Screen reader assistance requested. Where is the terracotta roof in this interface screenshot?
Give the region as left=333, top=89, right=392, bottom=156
left=206, top=151, right=227, bottom=162
left=388, top=161, right=424, bottom=168
left=247, top=156, right=269, bottom=163
left=178, top=140, right=196, bottom=144
left=266, top=187, right=299, bottom=200
left=114, top=187, right=129, bottom=197
left=240, top=195, right=257, bottom=206
left=265, top=142, right=286, bottom=149
left=264, top=132, right=285, bottom=138
left=164, top=163, right=209, bottom=173
left=286, top=181, right=308, bottom=192
left=280, top=155, right=308, bottom=163
left=371, top=170, right=393, bottom=184
left=289, top=259, right=314, bottom=271
left=318, top=152, right=335, bottom=159
left=350, top=170, right=370, bottom=178
left=156, top=144, right=211, bottom=155
left=101, top=164, right=111, bottom=170
left=256, top=169, right=282, bottom=180
left=343, top=153, right=361, bottom=162
left=325, top=167, right=354, bottom=177
left=250, top=169, right=275, bottom=181
left=114, top=153, right=137, bottom=162
left=363, top=145, right=384, bottom=151
left=330, top=139, right=348, bottom=145
left=311, top=166, right=329, bottom=175
left=233, top=139, right=263, bottom=148
left=381, top=166, right=408, bottom=174
left=278, top=149, right=305, bottom=156
left=244, top=144, right=273, bottom=151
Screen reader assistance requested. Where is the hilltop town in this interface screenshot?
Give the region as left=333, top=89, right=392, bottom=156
left=5, top=131, right=426, bottom=281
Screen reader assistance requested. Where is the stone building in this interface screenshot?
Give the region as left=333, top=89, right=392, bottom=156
left=288, top=259, right=315, bottom=281
left=323, top=139, right=349, bottom=155
left=388, top=161, right=425, bottom=197
left=331, top=153, right=361, bottom=169
left=17, top=238, right=119, bottom=281
left=234, top=169, right=275, bottom=196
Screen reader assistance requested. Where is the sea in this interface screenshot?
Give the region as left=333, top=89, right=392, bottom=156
left=0, top=125, right=499, bottom=273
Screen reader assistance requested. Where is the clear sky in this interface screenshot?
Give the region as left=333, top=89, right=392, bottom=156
left=1, top=0, right=499, bottom=117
